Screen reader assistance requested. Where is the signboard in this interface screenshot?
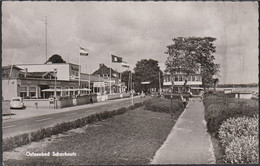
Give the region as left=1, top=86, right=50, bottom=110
left=93, top=82, right=105, bottom=87
left=106, top=80, right=115, bottom=83
left=141, top=81, right=150, bottom=84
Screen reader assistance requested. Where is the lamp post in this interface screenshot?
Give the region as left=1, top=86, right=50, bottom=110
left=54, top=69, right=57, bottom=98
left=54, top=68, right=57, bottom=109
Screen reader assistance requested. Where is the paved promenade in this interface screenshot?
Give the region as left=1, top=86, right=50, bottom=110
left=151, top=98, right=216, bottom=164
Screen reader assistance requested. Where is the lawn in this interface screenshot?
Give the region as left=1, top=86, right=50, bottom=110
left=4, top=106, right=179, bottom=165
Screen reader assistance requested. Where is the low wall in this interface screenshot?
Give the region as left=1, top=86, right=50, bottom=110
left=57, top=95, right=97, bottom=109
left=2, top=101, right=11, bottom=115
left=23, top=99, right=51, bottom=109
left=108, top=93, right=131, bottom=100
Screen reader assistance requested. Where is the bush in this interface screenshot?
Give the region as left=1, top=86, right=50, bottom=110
left=144, top=98, right=184, bottom=114
left=203, top=95, right=259, bottom=135
left=218, top=116, right=259, bottom=164
left=224, top=135, right=259, bottom=164
left=219, top=116, right=259, bottom=147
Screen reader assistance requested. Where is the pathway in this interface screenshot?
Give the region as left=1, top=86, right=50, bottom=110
left=151, top=98, right=216, bottom=164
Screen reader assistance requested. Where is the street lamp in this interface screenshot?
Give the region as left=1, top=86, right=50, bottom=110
left=54, top=69, right=57, bottom=98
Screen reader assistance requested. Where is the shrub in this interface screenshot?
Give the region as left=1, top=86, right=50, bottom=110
left=144, top=98, right=184, bottom=114
left=224, top=135, right=259, bottom=164
left=219, top=116, right=259, bottom=164
left=203, top=95, right=259, bottom=135
left=219, top=116, right=259, bottom=147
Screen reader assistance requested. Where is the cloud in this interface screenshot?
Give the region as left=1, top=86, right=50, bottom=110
left=2, top=1, right=258, bottom=84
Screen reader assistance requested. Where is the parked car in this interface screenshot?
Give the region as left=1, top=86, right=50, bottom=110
left=10, top=97, right=25, bottom=109
left=251, top=91, right=259, bottom=100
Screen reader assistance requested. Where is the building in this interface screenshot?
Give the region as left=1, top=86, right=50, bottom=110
left=92, top=63, right=126, bottom=93
left=2, top=63, right=126, bottom=100
left=163, top=70, right=203, bottom=95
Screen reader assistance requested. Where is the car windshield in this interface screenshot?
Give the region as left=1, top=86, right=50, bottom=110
left=12, top=99, right=21, bottom=101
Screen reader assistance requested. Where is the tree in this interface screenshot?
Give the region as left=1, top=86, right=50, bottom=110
left=134, top=59, right=163, bottom=93
left=213, top=78, right=219, bottom=92
left=45, top=54, right=66, bottom=64
left=121, top=70, right=135, bottom=92
left=165, top=37, right=220, bottom=90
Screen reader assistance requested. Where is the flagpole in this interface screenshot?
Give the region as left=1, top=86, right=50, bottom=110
left=110, top=54, right=112, bottom=94
left=159, top=71, right=161, bottom=95
left=5, top=50, right=15, bottom=100
left=78, top=49, right=81, bottom=89
left=89, top=64, right=91, bottom=93
left=120, top=72, right=122, bottom=93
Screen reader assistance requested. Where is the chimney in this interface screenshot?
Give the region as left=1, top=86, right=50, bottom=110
left=99, top=63, right=104, bottom=68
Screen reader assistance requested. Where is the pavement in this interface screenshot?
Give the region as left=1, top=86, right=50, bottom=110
left=151, top=98, right=216, bottom=164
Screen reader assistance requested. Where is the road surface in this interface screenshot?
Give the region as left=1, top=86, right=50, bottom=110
left=3, top=97, right=150, bottom=138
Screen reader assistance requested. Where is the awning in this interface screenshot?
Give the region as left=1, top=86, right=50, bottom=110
left=41, top=88, right=91, bottom=92
left=141, top=81, right=150, bottom=84
left=190, top=87, right=203, bottom=90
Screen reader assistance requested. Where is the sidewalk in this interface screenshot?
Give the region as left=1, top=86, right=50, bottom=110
left=151, top=98, right=216, bottom=164
left=2, top=96, right=142, bottom=123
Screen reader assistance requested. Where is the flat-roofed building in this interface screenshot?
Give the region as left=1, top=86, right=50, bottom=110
left=163, top=70, right=203, bottom=95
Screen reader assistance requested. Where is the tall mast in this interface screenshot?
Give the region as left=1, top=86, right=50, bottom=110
left=45, top=16, right=48, bottom=62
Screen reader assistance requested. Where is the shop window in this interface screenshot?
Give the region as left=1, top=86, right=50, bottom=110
left=65, top=87, right=69, bottom=96
left=175, top=76, right=178, bottom=81
left=20, top=86, right=27, bottom=98
left=29, top=86, right=36, bottom=98
left=179, top=76, right=183, bottom=81
left=70, top=87, right=74, bottom=96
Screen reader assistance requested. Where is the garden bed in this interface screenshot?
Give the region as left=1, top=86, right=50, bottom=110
left=4, top=106, right=181, bottom=165
left=203, top=93, right=259, bottom=164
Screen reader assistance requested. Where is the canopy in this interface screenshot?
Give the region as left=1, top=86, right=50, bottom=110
left=41, top=88, right=91, bottom=92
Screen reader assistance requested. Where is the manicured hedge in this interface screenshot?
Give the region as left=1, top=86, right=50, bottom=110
left=144, top=97, right=184, bottom=115
left=203, top=94, right=258, bottom=135
left=219, top=116, right=259, bottom=164
left=3, top=101, right=146, bottom=152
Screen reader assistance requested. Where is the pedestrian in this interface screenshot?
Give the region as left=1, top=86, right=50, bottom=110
left=181, top=95, right=187, bottom=108
left=90, top=96, right=93, bottom=104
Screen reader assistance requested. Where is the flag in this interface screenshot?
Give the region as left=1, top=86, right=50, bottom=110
left=111, top=55, right=122, bottom=63
left=121, top=61, right=130, bottom=68
left=80, top=47, right=88, bottom=56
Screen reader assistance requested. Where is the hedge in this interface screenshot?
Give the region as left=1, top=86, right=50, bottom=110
left=144, top=97, right=184, bottom=115
left=219, top=116, right=259, bottom=164
left=3, top=101, right=146, bottom=152
left=203, top=94, right=259, bottom=135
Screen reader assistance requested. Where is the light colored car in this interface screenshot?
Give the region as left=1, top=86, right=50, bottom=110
left=10, top=97, right=25, bottom=109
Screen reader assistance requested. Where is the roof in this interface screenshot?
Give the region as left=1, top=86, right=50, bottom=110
left=26, top=72, right=55, bottom=79
left=92, top=64, right=118, bottom=78
left=2, top=65, right=23, bottom=70
left=15, top=62, right=78, bottom=66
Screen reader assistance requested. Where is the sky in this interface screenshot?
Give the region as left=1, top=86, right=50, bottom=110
left=2, top=1, right=258, bottom=84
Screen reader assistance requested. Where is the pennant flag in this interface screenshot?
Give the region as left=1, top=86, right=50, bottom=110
left=121, top=61, right=130, bottom=68
left=80, top=47, right=88, bottom=56
left=111, top=55, right=122, bottom=63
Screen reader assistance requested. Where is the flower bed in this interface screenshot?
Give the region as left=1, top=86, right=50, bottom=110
left=203, top=94, right=258, bottom=135
left=219, top=116, right=259, bottom=164
left=203, top=93, right=259, bottom=164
